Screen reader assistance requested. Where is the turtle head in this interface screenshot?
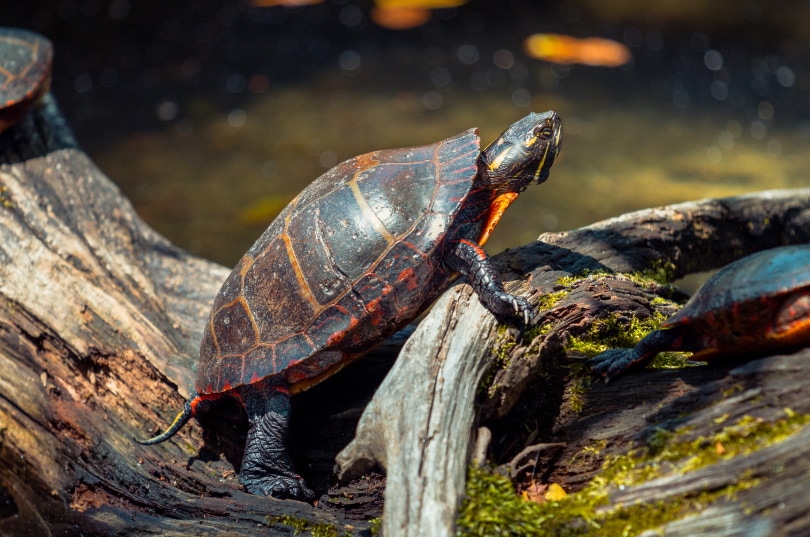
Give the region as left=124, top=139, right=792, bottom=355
left=479, top=111, right=562, bottom=193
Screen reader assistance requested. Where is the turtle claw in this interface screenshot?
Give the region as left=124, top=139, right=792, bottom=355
left=478, top=290, right=532, bottom=323
left=506, top=294, right=532, bottom=325
left=243, top=474, right=315, bottom=501
left=498, top=294, right=532, bottom=325
left=590, top=348, right=637, bottom=382
left=516, top=297, right=533, bottom=326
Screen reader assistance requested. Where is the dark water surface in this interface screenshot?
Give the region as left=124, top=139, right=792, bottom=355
left=7, top=1, right=810, bottom=266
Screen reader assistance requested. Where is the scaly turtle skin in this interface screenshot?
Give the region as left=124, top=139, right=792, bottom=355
left=591, top=245, right=810, bottom=382
left=138, top=111, right=563, bottom=499
left=0, top=27, right=53, bottom=133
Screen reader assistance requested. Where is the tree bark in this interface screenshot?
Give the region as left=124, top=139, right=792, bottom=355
left=3, top=95, right=810, bottom=536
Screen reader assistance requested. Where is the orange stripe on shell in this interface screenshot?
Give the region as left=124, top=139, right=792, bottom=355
left=281, top=224, right=321, bottom=312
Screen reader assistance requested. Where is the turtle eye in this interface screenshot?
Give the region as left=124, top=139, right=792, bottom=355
left=534, top=125, right=554, bottom=140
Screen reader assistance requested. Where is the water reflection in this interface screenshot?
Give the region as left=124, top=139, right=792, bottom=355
left=8, top=1, right=810, bottom=266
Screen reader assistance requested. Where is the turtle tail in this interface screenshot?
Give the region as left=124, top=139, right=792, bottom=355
left=135, top=396, right=197, bottom=445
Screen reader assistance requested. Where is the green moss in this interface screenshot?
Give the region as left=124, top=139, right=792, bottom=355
left=310, top=525, right=344, bottom=537
left=563, top=361, right=593, bottom=413
left=602, top=410, right=810, bottom=485
left=552, top=261, right=675, bottom=289
left=565, top=306, right=693, bottom=371
left=565, top=312, right=668, bottom=358
left=456, top=466, right=558, bottom=535
left=555, top=270, right=611, bottom=288
left=479, top=327, right=518, bottom=397
left=268, top=515, right=345, bottom=536
left=632, top=259, right=677, bottom=285
left=492, top=326, right=518, bottom=367
left=522, top=322, right=554, bottom=359
left=569, top=439, right=608, bottom=464
left=547, top=261, right=677, bottom=304
left=555, top=266, right=685, bottom=358
left=648, top=351, right=694, bottom=370
left=536, top=289, right=569, bottom=310
left=456, top=465, right=757, bottom=537
left=367, top=517, right=381, bottom=537
left=481, top=320, right=557, bottom=399
left=525, top=322, right=554, bottom=341
left=456, top=410, right=810, bottom=536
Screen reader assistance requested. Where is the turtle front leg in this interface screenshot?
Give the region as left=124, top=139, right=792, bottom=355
left=240, top=388, right=315, bottom=501
left=590, top=325, right=688, bottom=382
left=447, top=238, right=531, bottom=323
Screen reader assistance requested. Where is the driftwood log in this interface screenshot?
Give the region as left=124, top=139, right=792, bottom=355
left=1, top=94, right=810, bottom=536
left=0, top=97, right=379, bottom=535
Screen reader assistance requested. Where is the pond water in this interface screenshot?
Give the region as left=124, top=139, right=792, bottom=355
left=10, top=0, right=810, bottom=267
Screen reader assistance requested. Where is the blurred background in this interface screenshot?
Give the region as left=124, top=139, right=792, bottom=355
left=4, top=0, right=810, bottom=266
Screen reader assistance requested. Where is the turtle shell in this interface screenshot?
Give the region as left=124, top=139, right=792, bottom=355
left=196, top=128, right=481, bottom=396
left=664, top=245, right=810, bottom=332
left=0, top=28, right=53, bottom=132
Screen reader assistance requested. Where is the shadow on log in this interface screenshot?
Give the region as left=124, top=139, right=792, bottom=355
left=2, top=95, right=810, bottom=535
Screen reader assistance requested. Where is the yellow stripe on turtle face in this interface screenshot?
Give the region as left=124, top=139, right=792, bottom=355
left=533, top=126, right=562, bottom=180
left=487, top=139, right=511, bottom=171
left=532, top=144, right=550, bottom=181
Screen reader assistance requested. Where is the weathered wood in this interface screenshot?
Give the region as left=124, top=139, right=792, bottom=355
left=531, top=189, right=810, bottom=277
left=336, top=284, right=500, bottom=537
left=336, top=189, right=810, bottom=536
left=0, top=97, right=368, bottom=535
left=550, top=349, right=810, bottom=537
left=4, top=93, right=810, bottom=536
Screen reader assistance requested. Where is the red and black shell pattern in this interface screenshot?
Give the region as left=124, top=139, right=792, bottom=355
left=0, top=28, right=52, bottom=132
left=196, top=128, right=482, bottom=396
left=662, top=245, right=810, bottom=346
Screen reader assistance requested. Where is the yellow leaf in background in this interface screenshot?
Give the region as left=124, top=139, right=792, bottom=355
left=524, top=33, right=631, bottom=67
left=371, top=7, right=432, bottom=30
left=522, top=482, right=546, bottom=504
left=545, top=482, right=567, bottom=501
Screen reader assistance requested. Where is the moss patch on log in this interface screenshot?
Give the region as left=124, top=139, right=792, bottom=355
left=268, top=515, right=346, bottom=536
left=565, top=309, right=692, bottom=371
left=456, top=410, right=810, bottom=536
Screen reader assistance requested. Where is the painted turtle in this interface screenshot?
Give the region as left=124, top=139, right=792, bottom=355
left=0, top=27, right=53, bottom=133
left=139, top=111, right=563, bottom=499
left=591, top=245, right=810, bottom=382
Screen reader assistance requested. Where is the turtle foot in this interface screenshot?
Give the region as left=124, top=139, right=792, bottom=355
left=240, top=389, right=315, bottom=501
left=242, top=474, right=315, bottom=501
left=590, top=348, right=638, bottom=382
left=485, top=293, right=533, bottom=325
